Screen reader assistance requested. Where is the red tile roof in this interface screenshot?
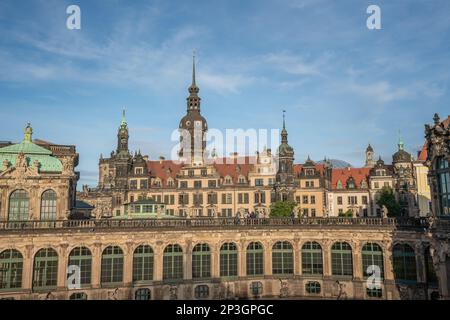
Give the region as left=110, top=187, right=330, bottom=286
left=331, top=167, right=370, bottom=190
left=293, top=164, right=326, bottom=176
left=147, top=160, right=183, bottom=186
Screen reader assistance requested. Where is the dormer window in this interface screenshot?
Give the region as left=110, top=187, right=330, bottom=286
left=360, top=180, right=367, bottom=189
left=336, top=180, right=343, bottom=189
left=347, top=177, right=356, bottom=189
left=237, top=175, right=246, bottom=184
left=135, top=167, right=143, bottom=175
left=167, top=178, right=174, bottom=188
left=224, top=175, right=233, bottom=185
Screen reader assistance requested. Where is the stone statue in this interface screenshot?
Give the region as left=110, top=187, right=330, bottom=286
left=381, top=205, right=388, bottom=218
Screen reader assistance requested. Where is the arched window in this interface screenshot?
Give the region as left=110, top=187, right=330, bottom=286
left=272, top=241, right=293, bottom=275
left=135, top=288, right=151, bottom=300
left=194, top=285, right=210, bottom=299
left=163, top=244, right=183, bottom=281
left=336, top=180, right=343, bottom=189
left=40, top=190, right=57, bottom=220
left=33, top=248, right=58, bottom=290
left=0, top=249, right=23, bottom=290
left=361, top=180, right=367, bottom=189
left=101, top=246, right=124, bottom=285
left=68, top=247, right=92, bottom=286
left=192, top=244, right=211, bottom=279
left=302, top=242, right=323, bottom=275
left=246, top=242, right=264, bottom=276
left=8, top=190, right=29, bottom=221
left=331, top=242, right=353, bottom=277
left=362, top=243, right=384, bottom=279
left=393, top=244, right=417, bottom=282
left=133, top=245, right=154, bottom=283
left=69, top=292, right=87, bottom=300
left=220, top=243, right=238, bottom=277
left=305, top=281, right=321, bottom=294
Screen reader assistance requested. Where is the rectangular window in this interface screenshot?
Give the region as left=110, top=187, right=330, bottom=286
left=268, top=178, right=274, bottom=186
left=374, top=182, right=379, bottom=189
left=193, top=194, right=203, bottom=206
left=207, top=193, right=217, bottom=205
left=303, top=196, right=308, bottom=204
left=201, top=169, right=207, bottom=176
left=194, top=181, right=202, bottom=189
left=140, top=180, right=148, bottom=189
left=337, top=197, right=343, bottom=205
left=180, top=181, right=187, bottom=189
left=311, top=209, right=316, bottom=217
left=362, top=196, right=368, bottom=205
left=311, top=196, right=316, bottom=204
left=130, top=180, right=137, bottom=190
left=255, top=179, right=264, bottom=186
left=348, top=196, right=357, bottom=205
left=208, top=180, right=217, bottom=188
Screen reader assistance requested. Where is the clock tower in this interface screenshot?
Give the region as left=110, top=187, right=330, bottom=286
left=178, top=53, right=208, bottom=165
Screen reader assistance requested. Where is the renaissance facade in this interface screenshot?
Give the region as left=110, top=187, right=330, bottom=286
left=0, top=58, right=449, bottom=300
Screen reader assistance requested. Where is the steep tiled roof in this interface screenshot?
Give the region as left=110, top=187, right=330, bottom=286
left=331, top=167, right=371, bottom=189
left=147, top=160, right=183, bottom=186
left=293, top=163, right=326, bottom=176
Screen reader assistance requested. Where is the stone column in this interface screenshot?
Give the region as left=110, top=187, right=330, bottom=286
left=123, top=242, right=134, bottom=286
left=351, top=241, right=364, bottom=299
left=382, top=241, right=397, bottom=300
left=264, top=241, right=272, bottom=277
left=212, top=244, right=220, bottom=279
left=57, top=243, right=69, bottom=290
left=91, top=242, right=102, bottom=289
left=154, top=243, right=163, bottom=281
left=322, top=240, right=332, bottom=278
left=294, top=239, right=301, bottom=276
left=238, top=240, right=246, bottom=278
left=22, top=245, right=34, bottom=292
left=184, top=241, right=192, bottom=280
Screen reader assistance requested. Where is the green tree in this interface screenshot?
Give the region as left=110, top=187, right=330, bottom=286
left=338, top=210, right=353, bottom=218
left=376, top=186, right=401, bottom=217
left=270, top=201, right=297, bottom=218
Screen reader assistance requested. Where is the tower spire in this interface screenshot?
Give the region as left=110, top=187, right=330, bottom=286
left=192, top=50, right=196, bottom=87
left=120, top=108, right=127, bottom=128
left=281, top=110, right=288, bottom=144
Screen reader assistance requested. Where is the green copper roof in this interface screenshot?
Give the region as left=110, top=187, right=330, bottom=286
left=0, top=124, right=63, bottom=173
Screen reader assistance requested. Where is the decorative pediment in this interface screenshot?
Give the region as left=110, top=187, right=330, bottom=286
left=0, top=153, right=40, bottom=179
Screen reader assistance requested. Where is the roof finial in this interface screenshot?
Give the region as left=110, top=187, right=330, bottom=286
left=282, top=110, right=286, bottom=130
left=398, top=131, right=404, bottom=151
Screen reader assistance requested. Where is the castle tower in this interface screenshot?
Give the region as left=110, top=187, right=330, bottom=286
left=274, top=111, right=295, bottom=201
left=365, top=143, right=375, bottom=167
left=178, top=52, right=208, bottom=166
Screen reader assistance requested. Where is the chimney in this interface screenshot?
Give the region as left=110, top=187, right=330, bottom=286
left=159, top=156, right=165, bottom=164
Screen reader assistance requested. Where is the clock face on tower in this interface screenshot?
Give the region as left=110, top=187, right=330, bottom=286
left=186, top=120, right=191, bottom=127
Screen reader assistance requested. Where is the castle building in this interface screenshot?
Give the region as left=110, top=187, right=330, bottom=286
left=0, top=124, right=79, bottom=221
left=1, top=58, right=450, bottom=300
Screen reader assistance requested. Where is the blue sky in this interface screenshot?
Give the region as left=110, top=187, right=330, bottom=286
left=0, top=0, right=449, bottom=186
